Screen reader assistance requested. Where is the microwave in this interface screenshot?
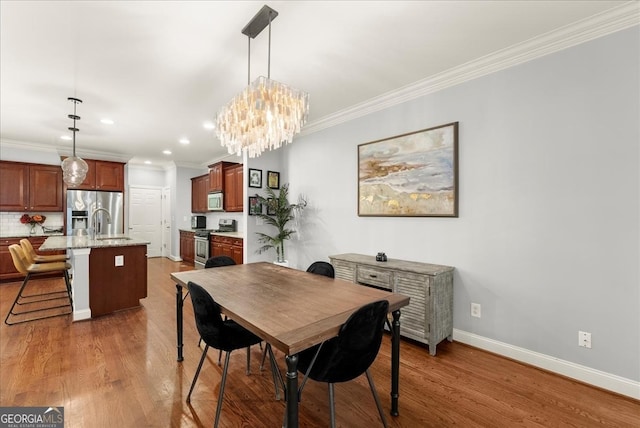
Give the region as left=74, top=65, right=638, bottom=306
left=191, top=215, right=206, bottom=229
left=208, top=192, right=224, bottom=211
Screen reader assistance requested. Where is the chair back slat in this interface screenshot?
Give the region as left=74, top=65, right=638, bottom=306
left=8, top=244, right=30, bottom=275
left=19, top=239, right=37, bottom=265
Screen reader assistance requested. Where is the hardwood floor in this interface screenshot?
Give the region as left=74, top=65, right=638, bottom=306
left=1, top=258, right=638, bottom=427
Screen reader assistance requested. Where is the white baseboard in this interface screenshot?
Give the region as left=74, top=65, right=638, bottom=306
left=167, top=255, right=182, bottom=262
left=453, top=329, right=640, bottom=400
left=72, top=309, right=91, bottom=322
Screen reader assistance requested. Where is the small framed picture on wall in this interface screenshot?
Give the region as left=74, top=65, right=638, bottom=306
left=267, top=198, right=276, bottom=215
left=248, top=196, right=262, bottom=215
left=248, top=168, right=262, bottom=188
left=267, top=171, right=280, bottom=189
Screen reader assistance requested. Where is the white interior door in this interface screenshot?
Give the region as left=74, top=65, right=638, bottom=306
left=161, top=187, right=171, bottom=258
left=129, top=186, right=162, bottom=258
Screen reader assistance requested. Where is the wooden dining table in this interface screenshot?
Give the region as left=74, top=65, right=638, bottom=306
left=171, top=262, right=410, bottom=428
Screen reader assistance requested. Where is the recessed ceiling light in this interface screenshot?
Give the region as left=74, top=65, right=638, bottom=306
left=179, top=138, right=190, bottom=144
left=163, top=150, right=172, bottom=155
left=144, top=160, right=152, bottom=165
left=101, top=118, right=114, bottom=125
left=60, top=135, right=72, bottom=141
left=203, top=122, right=215, bottom=130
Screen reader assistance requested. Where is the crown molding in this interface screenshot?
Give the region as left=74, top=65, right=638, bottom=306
left=1, top=138, right=131, bottom=163
left=301, top=2, right=640, bottom=136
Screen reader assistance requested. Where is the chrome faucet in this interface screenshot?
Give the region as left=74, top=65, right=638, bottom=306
left=91, top=208, right=112, bottom=236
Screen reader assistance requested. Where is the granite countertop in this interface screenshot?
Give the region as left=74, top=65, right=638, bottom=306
left=1, top=232, right=65, bottom=239
left=210, top=231, right=243, bottom=239
left=39, top=235, right=151, bottom=251
left=179, top=229, right=243, bottom=239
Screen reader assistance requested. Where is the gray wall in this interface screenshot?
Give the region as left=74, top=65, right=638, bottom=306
left=282, top=27, right=639, bottom=382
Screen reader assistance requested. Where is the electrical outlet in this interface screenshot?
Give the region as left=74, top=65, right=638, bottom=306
left=578, top=331, right=592, bottom=348
left=471, top=303, right=481, bottom=318
left=115, top=255, right=124, bottom=267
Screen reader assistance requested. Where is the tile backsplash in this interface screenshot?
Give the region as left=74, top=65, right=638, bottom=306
left=0, top=212, right=64, bottom=236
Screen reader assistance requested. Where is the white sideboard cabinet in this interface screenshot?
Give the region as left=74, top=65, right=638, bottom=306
left=329, top=253, right=454, bottom=356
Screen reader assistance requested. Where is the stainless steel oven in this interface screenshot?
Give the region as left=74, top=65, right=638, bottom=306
left=194, top=230, right=210, bottom=269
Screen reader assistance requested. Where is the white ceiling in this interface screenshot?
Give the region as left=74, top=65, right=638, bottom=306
left=0, top=1, right=636, bottom=168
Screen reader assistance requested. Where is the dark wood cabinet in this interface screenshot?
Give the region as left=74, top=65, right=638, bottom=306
left=223, top=164, right=243, bottom=212
left=208, top=161, right=237, bottom=193
left=210, top=235, right=243, bottom=265
left=89, top=245, right=147, bottom=317
left=0, top=238, right=21, bottom=281
left=0, top=161, right=63, bottom=212
left=72, top=159, right=125, bottom=192
left=190, top=174, right=209, bottom=213
left=0, top=236, right=66, bottom=281
left=179, top=230, right=195, bottom=264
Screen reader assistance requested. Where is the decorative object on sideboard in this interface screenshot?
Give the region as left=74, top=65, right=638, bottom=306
left=254, top=183, right=307, bottom=264
left=20, top=214, right=46, bottom=235
left=376, top=252, right=387, bottom=262
left=61, top=97, right=89, bottom=187
left=358, top=122, right=459, bottom=217
left=215, top=5, right=309, bottom=158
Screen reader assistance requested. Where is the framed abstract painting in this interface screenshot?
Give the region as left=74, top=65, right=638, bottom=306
left=358, top=122, right=458, bottom=217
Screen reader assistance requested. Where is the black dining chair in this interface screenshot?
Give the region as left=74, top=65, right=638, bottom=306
left=204, top=255, right=236, bottom=269
left=202, top=256, right=240, bottom=364
left=294, top=300, right=390, bottom=428
left=306, top=261, right=335, bottom=278
left=186, top=281, right=263, bottom=428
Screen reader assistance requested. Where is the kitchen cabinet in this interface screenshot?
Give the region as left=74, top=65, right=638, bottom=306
left=190, top=174, right=209, bottom=213
left=0, top=236, right=66, bottom=281
left=0, top=161, right=64, bottom=212
left=70, top=159, right=125, bottom=192
left=210, top=235, right=243, bottom=265
left=89, top=245, right=147, bottom=317
left=208, top=161, right=237, bottom=193
left=179, top=230, right=195, bottom=264
left=329, top=253, right=454, bottom=356
left=223, top=164, right=243, bottom=212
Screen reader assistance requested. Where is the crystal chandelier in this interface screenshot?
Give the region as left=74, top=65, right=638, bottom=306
left=215, top=5, right=309, bottom=158
left=61, top=97, right=89, bottom=187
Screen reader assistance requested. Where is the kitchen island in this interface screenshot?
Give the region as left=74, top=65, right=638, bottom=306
left=40, top=235, right=150, bottom=320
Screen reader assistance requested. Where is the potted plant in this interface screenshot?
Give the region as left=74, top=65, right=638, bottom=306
left=254, top=183, right=306, bottom=265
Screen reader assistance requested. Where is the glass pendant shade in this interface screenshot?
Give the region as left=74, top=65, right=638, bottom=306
left=216, top=76, right=309, bottom=158
left=61, top=156, right=88, bottom=187
left=61, top=97, right=88, bottom=187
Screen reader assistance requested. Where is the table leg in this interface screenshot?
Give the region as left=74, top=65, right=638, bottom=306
left=285, top=354, right=299, bottom=428
left=390, top=309, right=401, bottom=416
left=176, top=284, right=184, bottom=362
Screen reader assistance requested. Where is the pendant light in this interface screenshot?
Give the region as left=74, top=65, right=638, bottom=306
left=215, top=5, right=309, bottom=158
left=61, top=97, right=89, bottom=187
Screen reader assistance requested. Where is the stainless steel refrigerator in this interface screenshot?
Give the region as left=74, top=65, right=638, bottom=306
left=66, top=190, right=124, bottom=236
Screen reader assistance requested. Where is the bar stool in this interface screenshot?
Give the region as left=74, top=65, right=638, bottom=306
left=4, top=244, right=73, bottom=325
left=20, top=239, right=68, bottom=264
